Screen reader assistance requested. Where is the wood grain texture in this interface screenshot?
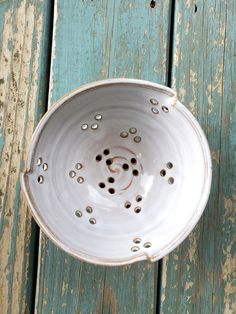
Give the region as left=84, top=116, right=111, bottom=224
left=35, top=0, right=171, bottom=313
left=0, top=0, right=52, bottom=313
left=160, top=1, right=236, bottom=313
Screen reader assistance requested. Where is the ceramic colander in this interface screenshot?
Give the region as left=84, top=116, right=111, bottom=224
left=21, top=79, right=212, bottom=266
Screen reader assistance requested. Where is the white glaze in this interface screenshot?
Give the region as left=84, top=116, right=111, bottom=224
left=21, top=79, right=212, bottom=266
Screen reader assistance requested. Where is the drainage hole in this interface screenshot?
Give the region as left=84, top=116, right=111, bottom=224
left=103, top=148, right=110, bottom=155
left=106, top=158, right=113, bottom=166
left=150, top=98, right=158, bottom=105
left=136, top=195, right=142, bottom=202
left=37, top=157, right=42, bottom=166
left=134, top=206, right=141, bottom=213
left=77, top=177, right=84, bottom=184
left=162, top=106, right=169, bottom=113
left=69, top=170, right=76, bottom=178
left=75, top=163, right=82, bottom=170
left=151, top=107, right=159, bottom=114
left=131, top=246, right=139, bottom=252
left=168, top=177, right=174, bottom=184
left=129, top=127, right=137, bottom=134
left=91, top=123, right=98, bottom=130
left=75, top=210, right=82, bottom=218
left=120, top=131, right=128, bottom=138
left=95, top=114, right=102, bottom=120
left=108, top=177, right=115, bottom=183
left=42, top=163, right=48, bottom=171
left=99, top=182, right=106, bottom=189
left=133, top=169, right=139, bottom=176
left=124, top=201, right=131, bottom=209
left=133, top=238, right=141, bottom=244
left=167, top=162, right=173, bottom=169
left=130, top=157, right=137, bottom=165
left=160, top=169, right=166, bottom=177
left=122, top=163, right=129, bottom=171
left=81, top=124, right=88, bottom=130
left=144, top=242, right=152, bottom=248
left=37, top=175, right=44, bottom=184
left=86, top=206, right=93, bottom=214
left=96, top=155, right=102, bottom=162
left=89, top=218, right=96, bottom=225
left=108, top=188, right=115, bottom=194
left=134, top=136, right=141, bottom=143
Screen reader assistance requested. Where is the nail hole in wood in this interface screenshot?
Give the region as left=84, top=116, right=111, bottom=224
left=150, top=0, right=156, bottom=8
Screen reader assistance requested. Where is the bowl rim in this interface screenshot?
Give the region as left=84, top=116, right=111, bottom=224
left=21, top=78, right=212, bottom=266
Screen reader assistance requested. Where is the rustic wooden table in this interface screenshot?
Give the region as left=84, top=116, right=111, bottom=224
left=0, top=1, right=235, bottom=313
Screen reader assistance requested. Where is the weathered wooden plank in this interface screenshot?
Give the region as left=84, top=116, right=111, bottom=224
left=0, top=0, right=53, bottom=313
left=35, top=0, right=171, bottom=313
left=160, top=1, right=236, bottom=313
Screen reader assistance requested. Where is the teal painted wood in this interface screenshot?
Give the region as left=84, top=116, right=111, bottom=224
left=160, top=1, right=236, bottom=313
left=0, top=0, right=52, bottom=313
left=35, top=0, right=171, bottom=313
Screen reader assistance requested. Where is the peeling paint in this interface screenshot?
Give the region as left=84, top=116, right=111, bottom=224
left=211, top=150, right=220, bottom=164
left=177, top=12, right=182, bottom=25
left=223, top=197, right=236, bottom=224
left=222, top=237, right=236, bottom=314
left=188, top=100, right=197, bottom=116
left=160, top=256, right=168, bottom=303
left=0, top=7, right=14, bottom=310
left=188, top=232, right=197, bottom=264
left=173, top=33, right=180, bottom=67
left=159, top=1, right=235, bottom=313
left=178, top=87, right=186, bottom=100
left=189, top=69, right=197, bottom=83
left=185, top=281, right=193, bottom=290
left=0, top=1, right=47, bottom=313
left=186, top=0, right=191, bottom=9
left=185, top=21, right=190, bottom=35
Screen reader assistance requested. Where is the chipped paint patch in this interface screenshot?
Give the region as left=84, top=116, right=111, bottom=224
left=185, top=21, right=190, bottom=35
left=222, top=237, right=236, bottom=314
left=178, top=87, right=186, bottom=100
left=160, top=256, right=168, bottom=303
left=185, top=281, right=193, bottom=290
left=190, top=69, right=197, bottom=83
left=186, top=0, right=191, bottom=9
left=172, top=76, right=176, bottom=90
left=61, top=282, right=68, bottom=297
left=223, top=197, right=236, bottom=224
left=211, top=150, right=220, bottom=164
left=177, top=12, right=182, bottom=25
left=188, top=100, right=197, bottom=116
left=188, top=232, right=197, bottom=263
left=173, top=33, right=180, bottom=67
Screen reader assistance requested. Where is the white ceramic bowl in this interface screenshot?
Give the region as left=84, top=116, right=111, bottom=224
left=22, top=79, right=212, bottom=266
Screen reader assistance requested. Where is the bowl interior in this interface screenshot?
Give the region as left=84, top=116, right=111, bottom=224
left=25, top=82, right=210, bottom=264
